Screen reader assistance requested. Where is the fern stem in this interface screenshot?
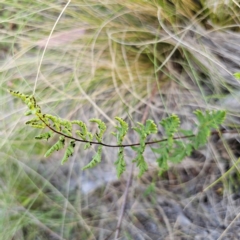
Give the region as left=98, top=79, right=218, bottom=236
left=38, top=115, right=231, bottom=148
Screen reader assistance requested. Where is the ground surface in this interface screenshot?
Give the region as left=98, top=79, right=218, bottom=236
left=2, top=1, right=240, bottom=239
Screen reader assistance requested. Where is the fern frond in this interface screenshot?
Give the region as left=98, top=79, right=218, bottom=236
left=169, top=141, right=192, bottom=163
left=8, top=90, right=42, bottom=115
left=82, top=146, right=102, bottom=170
left=145, top=119, right=158, bottom=135
left=193, top=127, right=210, bottom=149
left=25, top=118, right=45, bottom=129
left=114, top=148, right=126, bottom=178
left=27, top=124, right=45, bottom=129
left=90, top=118, right=106, bottom=142
left=24, top=110, right=33, bottom=116
left=179, top=129, right=194, bottom=136
left=61, top=141, right=75, bottom=165
left=132, top=123, right=143, bottom=135
left=61, top=121, right=72, bottom=136
left=44, top=114, right=61, bottom=131
left=112, top=117, right=128, bottom=177
left=35, top=131, right=53, bottom=140
left=44, top=136, right=65, bottom=157
left=209, top=110, right=226, bottom=128
left=160, top=114, right=180, bottom=137
left=73, top=120, right=93, bottom=149
left=113, top=117, right=128, bottom=144
left=152, top=141, right=168, bottom=174
left=25, top=118, right=41, bottom=124
left=9, top=89, right=227, bottom=178
left=72, top=120, right=88, bottom=138
left=8, top=90, right=29, bottom=101
left=194, top=110, right=226, bottom=128
left=193, top=110, right=226, bottom=148
left=153, top=115, right=189, bottom=174
left=133, top=155, right=148, bottom=177
left=132, top=119, right=157, bottom=176
left=62, top=128, right=72, bottom=137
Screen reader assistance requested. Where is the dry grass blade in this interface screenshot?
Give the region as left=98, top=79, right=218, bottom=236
left=1, top=0, right=240, bottom=239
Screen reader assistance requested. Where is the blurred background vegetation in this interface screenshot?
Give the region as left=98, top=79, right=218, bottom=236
left=1, top=0, right=240, bottom=239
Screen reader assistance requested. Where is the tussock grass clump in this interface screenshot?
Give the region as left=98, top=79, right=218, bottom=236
left=1, top=0, right=240, bottom=239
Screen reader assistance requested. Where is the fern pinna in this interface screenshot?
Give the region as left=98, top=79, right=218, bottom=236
left=9, top=90, right=226, bottom=177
